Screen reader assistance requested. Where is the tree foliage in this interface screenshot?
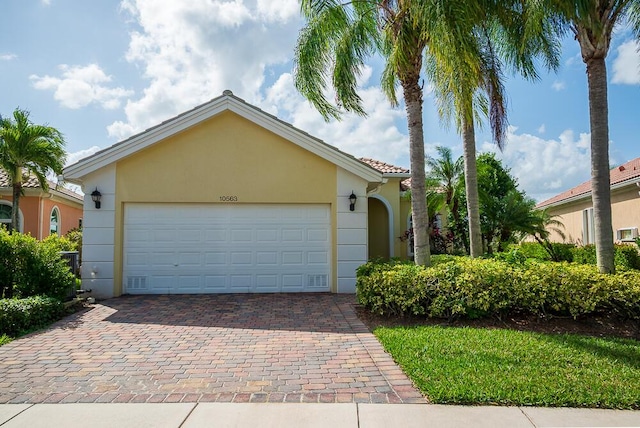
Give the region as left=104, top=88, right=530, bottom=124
left=0, top=109, right=66, bottom=232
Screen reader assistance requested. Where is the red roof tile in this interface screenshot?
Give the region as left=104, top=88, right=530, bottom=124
left=537, top=157, right=640, bottom=208
left=359, top=158, right=410, bottom=175
left=0, top=168, right=83, bottom=201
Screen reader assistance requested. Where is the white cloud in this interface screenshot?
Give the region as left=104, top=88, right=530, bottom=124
left=109, top=0, right=304, bottom=140
left=107, top=0, right=410, bottom=167
left=41, top=0, right=51, bottom=5
left=263, top=72, right=409, bottom=165
left=0, top=53, right=16, bottom=61
left=537, top=124, right=545, bottom=134
left=481, top=126, right=592, bottom=202
left=30, top=64, right=133, bottom=109
left=611, top=39, right=640, bottom=85
left=66, top=145, right=102, bottom=166
left=551, top=80, right=566, bottom=91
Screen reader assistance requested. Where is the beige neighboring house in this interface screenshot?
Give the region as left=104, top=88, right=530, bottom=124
left=63, top=90, right=413, bottom=299
left=536, top=157, right=640, bottom=245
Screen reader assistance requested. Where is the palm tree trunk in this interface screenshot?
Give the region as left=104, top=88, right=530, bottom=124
left=11, top=168, right=21, bottom=233
left=586, top=57, right=614, bottom=274
left=462, top=114, right=483, bottom=257
left=402, top=78, right=431, bottom=266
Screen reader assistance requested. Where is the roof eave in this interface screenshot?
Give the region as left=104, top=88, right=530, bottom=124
left=63, top=93, right=383, bottom=185
left=537, top=178, right=640, bottom=209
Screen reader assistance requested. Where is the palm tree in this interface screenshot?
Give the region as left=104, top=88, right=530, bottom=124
left=541, top=0, right=640, bottom=273
left=426, top=1, right=560, bottom=258
left=425, top=146, right=466, bottom=249
left=0, top=109, right=66, bottom=232
left=294, top=1, right=489, bottom=266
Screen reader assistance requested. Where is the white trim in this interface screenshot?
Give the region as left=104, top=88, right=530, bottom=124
left=616, top=227, right=638, bottom=242
left=49, top=206, right=61, bottom=236
left=369, top=194, right=395, bottom=257
left=64, top=92, right=383, bottom=184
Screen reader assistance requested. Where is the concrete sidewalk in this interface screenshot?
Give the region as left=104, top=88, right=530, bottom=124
left=1, top=403, right=639, bottom=427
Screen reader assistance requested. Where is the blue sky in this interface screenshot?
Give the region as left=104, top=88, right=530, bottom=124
left=1, top=0, right=639, bottom=201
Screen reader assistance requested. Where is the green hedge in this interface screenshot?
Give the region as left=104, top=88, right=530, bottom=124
left=504, top=242, right=640, bottom=271
left=572, top=244, right=640, bottom=271
left=0, top=229, right=76, bottom=300
left=0, top=296, right=66, bottom=337
left=507, top=242, right=575, bottom=262
left=356, top=258, right=640, bottom=320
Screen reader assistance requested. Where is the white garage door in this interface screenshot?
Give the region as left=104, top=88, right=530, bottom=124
left=123, top=203, right=331, bottom=294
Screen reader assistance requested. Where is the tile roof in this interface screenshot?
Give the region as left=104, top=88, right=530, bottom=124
left=537, top=157, right=640, bottom=208
left=359, top=158, right=410, bottom=175
left=401, top=177, right=411, bottom=191
left=0, top=168, right=83, bottom=201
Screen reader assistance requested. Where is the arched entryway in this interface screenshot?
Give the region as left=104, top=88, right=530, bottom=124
left=368, top=196, right=391, bottom=260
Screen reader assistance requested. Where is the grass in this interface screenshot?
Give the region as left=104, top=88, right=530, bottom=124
left=375, top=325, right=640, bottom=409
left=0, top=334, right=12, bottom=346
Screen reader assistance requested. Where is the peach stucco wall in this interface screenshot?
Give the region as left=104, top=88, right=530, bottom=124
left=0, top=194, right=82, bottom=239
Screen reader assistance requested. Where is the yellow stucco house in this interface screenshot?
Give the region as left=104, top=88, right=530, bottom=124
left=64, top=91, right=412, bottom=298
left=537, top=157, right=640, bottom=245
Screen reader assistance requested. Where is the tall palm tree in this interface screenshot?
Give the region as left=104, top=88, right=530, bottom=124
left=295, top=1, right=486, bottom=266
left=0, top=109, right=66, bottom=232
left=541, top=0, right=640, bottom=273
left=426, top=1, right=560, bottom=258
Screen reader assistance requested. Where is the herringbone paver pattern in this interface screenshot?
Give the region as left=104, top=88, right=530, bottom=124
left=0, top=294, right=425, bottom=404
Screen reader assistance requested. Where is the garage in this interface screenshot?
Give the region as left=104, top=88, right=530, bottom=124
left=123, top=203, right=331, bottom=294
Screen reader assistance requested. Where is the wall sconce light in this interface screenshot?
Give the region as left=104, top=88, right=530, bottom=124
left=91, top=188, right=102, bottom=209
left=349, top=191, right=357, bottom=211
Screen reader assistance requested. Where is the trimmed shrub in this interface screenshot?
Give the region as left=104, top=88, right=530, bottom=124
left=572, top=244, right=640, bottom=271
left=356, top=258, right=640, bottom=320
left=0, top=230, right=76, bottom=300
left=357, top=261, right=431, bottom=316
left=0, top=296, right=65, bottom=337
left=506, top=242, right=575, bottom=262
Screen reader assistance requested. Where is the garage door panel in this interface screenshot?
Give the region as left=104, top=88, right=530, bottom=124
left=282, top=252, right=303, bottom=265
left=205, top=252, right=227, bottom=265
left=256, top=251, right=278, bottom=265
left=282, top=229, right=304, bottom=242
left=205, top=229, right=227, bottom=241
left=308, top=229, right=329, bottom=242
left=204, top=275, right=227, bottom=290
left=256, top=229, right=278, bottom=242
left=308, top=251, right=329, bottom=264
left=123, top=203, right=331, bottom=294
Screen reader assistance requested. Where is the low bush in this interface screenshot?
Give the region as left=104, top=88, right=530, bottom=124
left=571, top=244, right=640, bottom=271
left=356, top=258, right=640, bottom=320
left=508, top=242, right=575, bottom=262
left=0, top=296, right=65, bottom=337
left=0, top=229, right=76, bottom=300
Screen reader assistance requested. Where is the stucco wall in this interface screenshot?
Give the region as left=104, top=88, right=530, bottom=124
left=112, top=111, right=339, bottom=295
left=545, top=184, right=640, bottom=244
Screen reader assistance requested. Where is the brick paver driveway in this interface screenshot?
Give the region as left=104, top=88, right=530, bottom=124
left=0, top=294, right=425, bottom=404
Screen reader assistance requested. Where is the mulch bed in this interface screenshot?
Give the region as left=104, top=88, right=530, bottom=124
left=354, top=305, right=640, bottom=341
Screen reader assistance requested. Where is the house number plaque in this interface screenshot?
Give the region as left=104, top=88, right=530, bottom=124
left=219, top=196, right=238, bottom=202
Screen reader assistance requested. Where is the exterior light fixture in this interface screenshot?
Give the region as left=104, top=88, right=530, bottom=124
left=90, top=188, right=102, bottom=209
left=349, top=191, right=357, bottom=211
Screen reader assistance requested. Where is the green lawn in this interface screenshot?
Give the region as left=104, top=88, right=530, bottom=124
left=375, top=325, right=640, bottom=409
